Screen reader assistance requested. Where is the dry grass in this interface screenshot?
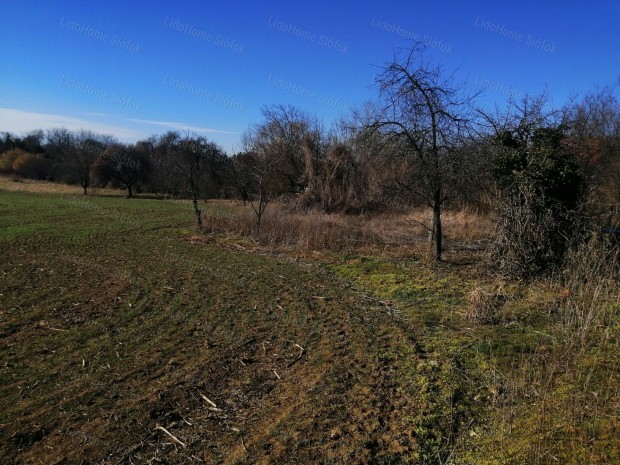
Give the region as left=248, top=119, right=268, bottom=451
left=203, top=201, right=493, bottom=255
left=0, top=175, right=125, bottom=196
left=404, top=208, right=494, bottom=242
left=558, top=235, right=620, bottom=345
left=466, top=283, right=510, bottom=324
left=467, top=236, right=620, bottom=464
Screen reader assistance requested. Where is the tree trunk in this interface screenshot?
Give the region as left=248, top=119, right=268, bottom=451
left=126, top=184, right=133, bottom=199
left=256, top=195, right=263, bottom=236
left=432, top=189, right=443, bottom=261
left=192, top=192, right=203, bottom=229
left=82, top=171, right=90, bottom=196
left=189, top=166, right=203, bottom=229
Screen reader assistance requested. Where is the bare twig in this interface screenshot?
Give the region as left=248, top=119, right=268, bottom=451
left=155, top=425, right=186, bottom=448
left=48, top=327, right=69, bottom=332
left=200, top=394, right=217, bottom=409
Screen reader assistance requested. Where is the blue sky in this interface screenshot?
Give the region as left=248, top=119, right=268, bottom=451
left=1, top=0, right=618, bottom=153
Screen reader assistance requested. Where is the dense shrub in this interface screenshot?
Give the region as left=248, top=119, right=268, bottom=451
left=10, top=151, right=51, bottom=179
left=491, top=128, right=587, bottom=278
left=0, top=149, right=25, bottom=173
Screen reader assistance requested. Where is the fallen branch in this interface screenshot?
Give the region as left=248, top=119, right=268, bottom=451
left=200, top=394, right=217, bottom=409
left=155, top=425, right=186, bottom=448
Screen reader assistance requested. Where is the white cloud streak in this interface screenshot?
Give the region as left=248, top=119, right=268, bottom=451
left=0, top=108, right=143, bottom=141
left=127, top=118, right=236, bottom=134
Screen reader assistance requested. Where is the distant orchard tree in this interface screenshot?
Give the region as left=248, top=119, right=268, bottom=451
left=151, top=132, right=184, bottom=196
left=0, top=132, right=17, bottom=153
left=46, top=128, right=113, bottom=195
left=233, top=151, right=287, bottom=235
left=92, top=143, right=151, bottom=198
left=568, top=85, right=620, bottom=204
left=162, top=132, right=226, bottom=228
left=76, top=132, right=115, bottom=195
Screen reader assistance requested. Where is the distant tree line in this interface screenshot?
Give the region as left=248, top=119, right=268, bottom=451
left=2, top=46, right=618, bottom=266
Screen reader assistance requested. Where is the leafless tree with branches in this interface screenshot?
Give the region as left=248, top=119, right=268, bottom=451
left=362, top=45, right=478, bottom=259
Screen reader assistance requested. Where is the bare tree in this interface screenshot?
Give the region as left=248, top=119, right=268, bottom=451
left=568, top=84, right=620, bottom=206
left=242, top=104, right=325, bottom=194
left=150, top=132, right=184, bottom=197
left=239, top=105, right=324, bottom=232
left=570, top=84, right=620, bottom=140
left=233, top=151, right=282, bottom=235
left=364, top=45, right=477, bottom=260
left=168, top=133, right=225, bottom=229
left=77, top=131, right=114, bottom=195
left=152, top=132, right=229, bottom=227
left=92, top=143, right=151, bottom=198
left=46, top=129, right=113, bottom=195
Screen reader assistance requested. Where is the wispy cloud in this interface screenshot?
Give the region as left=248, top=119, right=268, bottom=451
left=127, top=118, right=236, bottom=134
left=0, top=108, right=143, bottom=140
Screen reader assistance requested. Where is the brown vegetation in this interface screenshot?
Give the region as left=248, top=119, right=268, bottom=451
left=203, top=200, right=492, bottom=255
